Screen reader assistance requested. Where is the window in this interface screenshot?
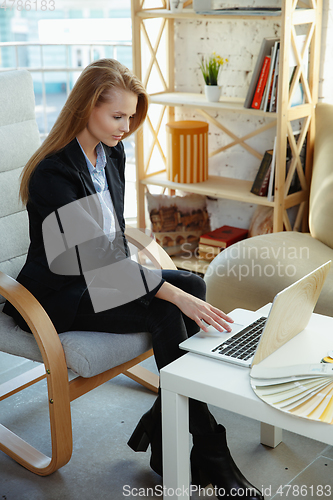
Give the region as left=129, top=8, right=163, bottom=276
left=0, top=0, right=137, bottom=221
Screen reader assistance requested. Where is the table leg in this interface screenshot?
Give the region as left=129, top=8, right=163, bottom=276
left=162, top=389, right=190, bottom=500
left=260, top=422, right=283, bottom=448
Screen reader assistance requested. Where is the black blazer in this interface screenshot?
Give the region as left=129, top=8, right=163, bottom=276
left=4, top=139, right=163, bottom=332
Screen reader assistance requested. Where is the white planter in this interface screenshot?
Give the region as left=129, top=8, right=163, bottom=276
left=204, top=85, right=222, bottom=102
left=169, top=0, right=185, bottom=12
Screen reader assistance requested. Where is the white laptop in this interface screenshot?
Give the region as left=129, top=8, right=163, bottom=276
left=180, top=261, right=331, bottom=368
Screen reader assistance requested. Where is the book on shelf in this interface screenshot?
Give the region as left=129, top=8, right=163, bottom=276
left=199, top=225, right=248, bottom=247
left=267, top=137, right=277, bottom=201
left=245, top=35, right=308, bottom=112
left=262, top=41, right=280, bottom=112
left=198, top=243, right=223, bottom=262
left=265, top=128, right=306, bottom=202
left=251, top=55, right=271, bottom=109
left=250, top=149, right=274, bottom=196
left=199, top=243, right=223, bottom=255
left=244, top=37, right=279, bottom=109
left=269, top=47, right=280, bottom=112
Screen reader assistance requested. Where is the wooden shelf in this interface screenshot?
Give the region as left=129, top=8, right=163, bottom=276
left=149, top=92, right=277, bottom=118
left=141, top=173, right=275, bottom=207
left=137, top=8, right=283, bottom=20
left=132, top=0, right=322, bottom=232
left=136, top=7, right=315, bottom=22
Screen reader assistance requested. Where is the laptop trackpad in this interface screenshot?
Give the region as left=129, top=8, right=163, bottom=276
left=196, top=322, right=245, bottom=337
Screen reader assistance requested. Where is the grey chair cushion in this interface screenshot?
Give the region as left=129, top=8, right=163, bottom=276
left=0, top=304, right=152, bottom=378
left=0, top=70, right=41, bottom=304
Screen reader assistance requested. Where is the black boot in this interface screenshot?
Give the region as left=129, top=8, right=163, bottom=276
left=127, top=397, right=216, bottom=477
left=191, top=425, right=264, bottom=500
left=127, top=395, right=162, bottom=476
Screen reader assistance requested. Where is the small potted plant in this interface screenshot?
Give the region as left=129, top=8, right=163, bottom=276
left=169, top=0, right=185, bottom=11
left=199, top=52, right=228, bottom=101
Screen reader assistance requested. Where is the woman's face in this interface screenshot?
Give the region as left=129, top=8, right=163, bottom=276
left=87, top=88, right=138, bottom=148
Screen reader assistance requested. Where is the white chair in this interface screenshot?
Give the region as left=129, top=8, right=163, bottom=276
left=205, top=103, right=333, bottom=317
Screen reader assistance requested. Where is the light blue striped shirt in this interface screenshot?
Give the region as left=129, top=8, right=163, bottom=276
left=76, top=138, right=116, bottom=242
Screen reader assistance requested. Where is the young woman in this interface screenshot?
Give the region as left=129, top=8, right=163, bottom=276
left=4, top=59, right=263, bottom=500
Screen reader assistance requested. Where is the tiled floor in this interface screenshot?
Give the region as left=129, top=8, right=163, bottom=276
left=0, top=352, right=332, bottom=500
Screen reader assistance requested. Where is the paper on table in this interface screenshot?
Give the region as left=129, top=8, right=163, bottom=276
left=250, top=363, right=333, bottom=424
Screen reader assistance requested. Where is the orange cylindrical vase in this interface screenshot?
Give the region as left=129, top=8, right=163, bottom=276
left=166, top=120, right=209, bottom=183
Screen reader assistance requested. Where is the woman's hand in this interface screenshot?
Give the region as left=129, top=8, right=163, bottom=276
left=155, top=282, right=233, bottom=333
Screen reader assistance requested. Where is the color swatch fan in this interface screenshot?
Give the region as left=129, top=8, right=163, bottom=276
left=250, top=363, right=333, bottom=424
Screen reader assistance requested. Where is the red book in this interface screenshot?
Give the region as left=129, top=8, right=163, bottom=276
left=199, top=225, right=248, bottom=248
left=251, top=56, right=271, bottom=109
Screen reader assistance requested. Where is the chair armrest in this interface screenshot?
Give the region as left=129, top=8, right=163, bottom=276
left=0, top=271, right=70, bottom=412
left=125, top=227, right=177, bottom=271
left=0, top=271, right=72, bottom=473
left=0, top=272, right=66, bottom=370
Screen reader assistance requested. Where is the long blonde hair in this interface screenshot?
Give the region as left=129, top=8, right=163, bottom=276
left=20, top=58, right=149, bottom=204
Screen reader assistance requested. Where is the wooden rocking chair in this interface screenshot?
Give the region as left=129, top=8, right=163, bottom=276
left=0, top=69, right=176, bottom=476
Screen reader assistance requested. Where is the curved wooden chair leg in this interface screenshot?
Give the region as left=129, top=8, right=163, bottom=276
left=124, top=364, right=159, bottom=393
left=0, top=365, right=72, bottom=476
left=0, top=272, right=72, bottom=476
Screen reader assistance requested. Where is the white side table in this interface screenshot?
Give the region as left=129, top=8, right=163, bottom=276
left=161, top=308, right=333, bottom=500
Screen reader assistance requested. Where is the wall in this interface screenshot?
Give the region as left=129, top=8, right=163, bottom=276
left=173, top=1, right=332, bottom=230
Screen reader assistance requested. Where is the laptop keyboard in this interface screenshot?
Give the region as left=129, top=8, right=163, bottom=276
left=212, top=317, right=267, bottom=361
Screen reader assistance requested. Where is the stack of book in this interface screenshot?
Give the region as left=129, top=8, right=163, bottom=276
left=198, top=225, right=248, bottom=261
left=244, top=34, right=308, bottom=112
left=244, top=37, right=279, bottom=112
